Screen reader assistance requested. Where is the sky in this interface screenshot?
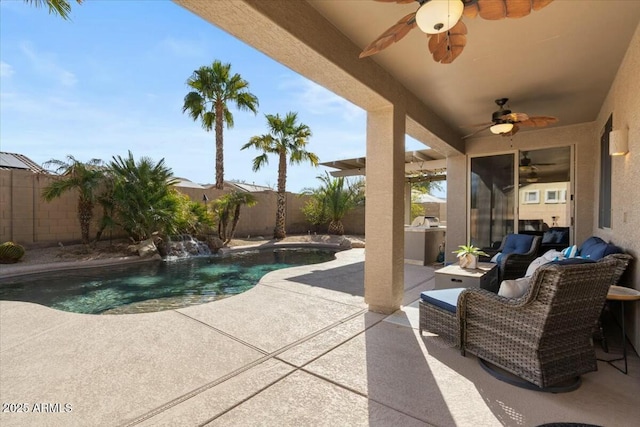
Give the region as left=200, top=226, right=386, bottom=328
left=0, top=0, right=441, bottom=195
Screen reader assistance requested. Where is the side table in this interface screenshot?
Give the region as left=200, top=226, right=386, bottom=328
left=435, top=262, right=499, bottom=293
left=598, top=285, right=640, bottom=374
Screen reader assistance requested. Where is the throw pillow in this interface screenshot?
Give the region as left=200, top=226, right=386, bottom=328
left=526, top=256, right=551, bottom=277
left=490, top=252, right=501, bottom=263
left=561, top=245, right=578, bottom=258
left=542, top=249, right=564, bottom=261
left=498, top=277, right=531, bottom=299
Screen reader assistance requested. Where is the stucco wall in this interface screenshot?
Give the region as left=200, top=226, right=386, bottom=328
left=593, top=21, right=640, bottom=349
left=0, top=171, right=366, bottom=246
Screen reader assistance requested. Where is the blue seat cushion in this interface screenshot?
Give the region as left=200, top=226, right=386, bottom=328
left=579, top=236, right=623, bottom=260
left=503, top=234, right=535, bottom=255
left=420, top=288, right=465, bottom=313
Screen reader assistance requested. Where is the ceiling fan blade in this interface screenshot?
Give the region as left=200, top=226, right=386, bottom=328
left=463, top=1, right=479, bottom=18
left=473, top=0, right=554, bottom=20
left=359, top=12, right=417, bottom=58
left=532, top=0, right=555, bottom=12
left=463, top=123, right=492, bottom=139
left=374, top=0, right=416, bottom=3
left=505, top=0, right=534, bottom=18
left=427, top=21, right=467, bottom=64
left=461, top=121, right=494, bottom=128
left=500, top=112, right=529, bottom=122
left=477, top=0, right=507, bottom=20
left=518, top=116, right=559, bottom=127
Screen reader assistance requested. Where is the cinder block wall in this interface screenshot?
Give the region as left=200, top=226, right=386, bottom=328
left=0, top=171, right=366, bottom=246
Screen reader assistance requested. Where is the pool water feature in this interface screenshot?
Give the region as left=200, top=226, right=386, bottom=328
left=0, top=248, right=337, bottom=315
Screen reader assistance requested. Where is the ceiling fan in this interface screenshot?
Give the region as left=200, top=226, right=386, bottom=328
left=519, top=151, right=555, bottom=171
left=360, top=0, right=554, bottom=64
left=462, top=98, right=559, bottom=139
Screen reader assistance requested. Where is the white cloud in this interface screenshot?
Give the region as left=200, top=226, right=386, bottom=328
left=0, top=61, right=15, bottom=78
left=19, top=41, right=77, bottom=87
left=278, top=76, right=364, bottom=122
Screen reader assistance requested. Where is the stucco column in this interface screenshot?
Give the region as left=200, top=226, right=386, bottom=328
left=404, top=182, right=412, bottom=225
left=365, top=105, right=405, bottom=314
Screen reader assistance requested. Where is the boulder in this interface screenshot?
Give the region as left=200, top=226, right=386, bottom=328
left=137, top=238, right=158, bottom=257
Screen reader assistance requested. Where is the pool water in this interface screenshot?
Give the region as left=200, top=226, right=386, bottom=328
left=0, top=248, right=336, bottom=315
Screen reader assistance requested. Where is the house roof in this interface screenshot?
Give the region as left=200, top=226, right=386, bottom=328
left=225, top=181, right=273, bottom=192
left=172, top=177, right=206, bottom=189
left=0, top=152, right=48, bottom=174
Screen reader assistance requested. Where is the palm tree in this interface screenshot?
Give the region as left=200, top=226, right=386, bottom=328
left=42, top=155, right=105, bottom=244
left=23, top=0, right=82, bottom=20
left=108, top=151, right=178, bottom=241
left=303, top=172, right=364, bottom=235
left=242, top=112, right=318, bottom=239
left=212, top=191, right=257, bottom=244
left=183, top=60, right=259, bottom=189
left=227, top=191, right=257, bottom=243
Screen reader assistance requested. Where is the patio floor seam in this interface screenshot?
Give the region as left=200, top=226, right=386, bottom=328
left=125, top=308, right=370, bottom=426
left=196, top=315, right=428, bottom=426
left=298, top=368, right=434, bottom=426
left=0, top=315, right=76, bottom=354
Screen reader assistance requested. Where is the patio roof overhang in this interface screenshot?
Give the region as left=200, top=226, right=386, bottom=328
left=320, top=149, right=446, bottom=184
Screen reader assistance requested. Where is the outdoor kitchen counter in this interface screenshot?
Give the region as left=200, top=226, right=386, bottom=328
left=404, top=226, right=446, bottom=266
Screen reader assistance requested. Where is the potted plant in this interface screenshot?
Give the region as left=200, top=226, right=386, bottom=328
left=453, top=244, right=488, bottom=269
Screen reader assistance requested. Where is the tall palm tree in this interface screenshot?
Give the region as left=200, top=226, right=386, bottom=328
left=183, top=60, right=259, bottom=189
left=24, top=0, right=82, bottom=20
left=242, top=112, right=318, bottom=239
left=42, top=155, right=105, bottom=244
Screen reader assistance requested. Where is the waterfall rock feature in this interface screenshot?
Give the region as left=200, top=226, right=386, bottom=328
left=165, top=235, right=212, bottom=259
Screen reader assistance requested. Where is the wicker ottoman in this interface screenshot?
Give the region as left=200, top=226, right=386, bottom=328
left=419, top=288, right=464, bottom=347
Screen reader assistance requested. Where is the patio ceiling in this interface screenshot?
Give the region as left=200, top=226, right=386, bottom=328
left=308, top=0, right=640, bottom=139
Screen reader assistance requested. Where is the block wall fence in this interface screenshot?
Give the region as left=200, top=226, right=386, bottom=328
left=0, top=170, right=365, bottom=247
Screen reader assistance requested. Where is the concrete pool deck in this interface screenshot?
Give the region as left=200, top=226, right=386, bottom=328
left=1, top=248, right=639, bottom=426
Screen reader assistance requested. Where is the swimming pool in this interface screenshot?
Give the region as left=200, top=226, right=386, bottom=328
left=0, top=248, right=337, bottom=315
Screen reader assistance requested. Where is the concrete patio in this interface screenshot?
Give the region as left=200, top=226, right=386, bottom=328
left=1, top=248, right=639, bottom=426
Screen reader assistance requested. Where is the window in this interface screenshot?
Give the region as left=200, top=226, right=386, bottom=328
left=523, top=190, right=539, bottom=204
left=545, top=190, right=566, bottom=204
left=599, top=115, right=612, bottom=228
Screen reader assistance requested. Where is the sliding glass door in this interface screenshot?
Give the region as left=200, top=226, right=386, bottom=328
left=470, top=154, right=515, bottom=250
left=470, top=147, right=573, bottom=251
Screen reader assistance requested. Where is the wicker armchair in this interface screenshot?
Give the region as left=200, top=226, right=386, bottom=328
left=482, top=234, right=541, bottom=280
left=456, top=258, right=617, bottom=389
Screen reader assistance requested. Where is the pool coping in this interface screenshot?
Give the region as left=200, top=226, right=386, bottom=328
left=0, top=254, right=162, bottom=280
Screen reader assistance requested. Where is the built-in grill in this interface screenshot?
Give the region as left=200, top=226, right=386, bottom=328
left=410, top=216, right=440, bottom=228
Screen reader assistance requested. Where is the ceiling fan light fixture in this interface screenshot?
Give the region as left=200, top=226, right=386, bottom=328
left=416, top=0, right=464, bottom=34
left=490, top=123, right=514, bottom=134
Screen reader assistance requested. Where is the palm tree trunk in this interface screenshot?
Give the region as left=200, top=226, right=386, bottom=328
left=215, top=102, right=225, bottom=189
left=77, top=198, right=93, bottom=244
left=274, top=151, right=287, bottom=239
left=227, top=204, right=242, bottom=244
left=328, top=220, right=344, bottom=235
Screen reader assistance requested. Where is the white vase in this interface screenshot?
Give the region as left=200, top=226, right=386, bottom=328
left=459, top=253, right=478, bottom=269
